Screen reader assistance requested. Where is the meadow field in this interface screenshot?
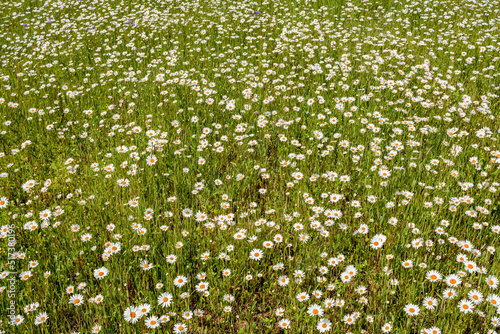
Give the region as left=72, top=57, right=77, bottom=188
left=1, top=0, right=500, bottom=332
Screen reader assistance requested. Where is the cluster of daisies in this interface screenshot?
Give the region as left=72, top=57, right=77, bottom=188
left=1, top=0, right=500, bottom=332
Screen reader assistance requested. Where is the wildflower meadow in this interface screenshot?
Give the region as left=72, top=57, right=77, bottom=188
left=1, top=0, right=500, bottom=333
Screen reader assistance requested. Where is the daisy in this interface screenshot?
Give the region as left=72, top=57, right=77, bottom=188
left=401, top=260, right=413, bottom=268
left=335, top=299, right=345, bottom=308
left=426, top=270, right=442, bottom=282
left=263, top=240, right=274, bottom=248
left=69, top=294, right=84, bottom=306
left=181, top=208, right=192, bottom=218
left=278, top=318, right=291, bottom=329
left=173, top=276, right=188, bottom=288
left=324, top=298, right=335, bottom=309
left=340, top=272, right=352, bottom=283
left=224, top=294, right=235, bottom=303
left=345, top=266, right=357, bottom=276
left=370, top=235, right=385, bottom=249
left=486, top=275, right=499, bottom=289
left=117, top=178, right=130, bottom=187
left=423, top=296, right=438, bottom=310
left=182, top=311, right=193, bottom=320
left=313, top=289, right=323, bottom=298
left=327, top=257, right=338, bottom=267
left=173, top=323, right=188, bottom=333
left=403, top=304, right=420, bottom=316
left=146, top=155, right=157, bottom=166
left=456, top=253, right=468, bottom=263
left=20, top=271, right=33, bottom=281
left=487, top=294, right=500, bottom=307
left=140, top=260, right=153, bottom=271
left=249, top=249, right=264, bottom=261
left=299, top=233, right=309, bottom=242
left=166, top=254, right=177, bottom=263
left=0, top=196, right=8, bottom=208
left=294, top=270, right=305, bottom=278
left=158, top=292, right=173, bottom=308
left=93, top=267, right=109, bottom=280
left=457, top=299, right=474, bottom=313
left=467, top=290, right=484, bottom=304
left=138, top=304, right=151, bottom=316
left=39, top=209, right=51, bottom=220
left=278, top=276, right=289, bottom=287
left=196, top=282, right=209, bottom=292
left=343, top=313, right=356, bottom=325
left=34, top=312, right=49, bottom=325
left=307, top=304, right=324, bottom=317
left=296, top=292, right=310, bottom=302
left=464, top=261, right=478, bottom=273
left=443, top=288, right=457, bottom=300
left=10, top=315, right=24, bottom=326
left=382, top=323, right=393, bottom=332
left=428, top=327, right=441, bottom=334
left=316, top=318, right=332, bottom=332
left=145, top=316, right=160, bottom=329
left=445, top=274, right=461, bottom=287
left=356, top=286, right=367, bottom=295
left=275, top=308, right=285, bottom=317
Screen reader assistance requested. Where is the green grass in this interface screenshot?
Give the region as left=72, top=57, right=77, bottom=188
left=0, top=0, right=500, bottom=333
